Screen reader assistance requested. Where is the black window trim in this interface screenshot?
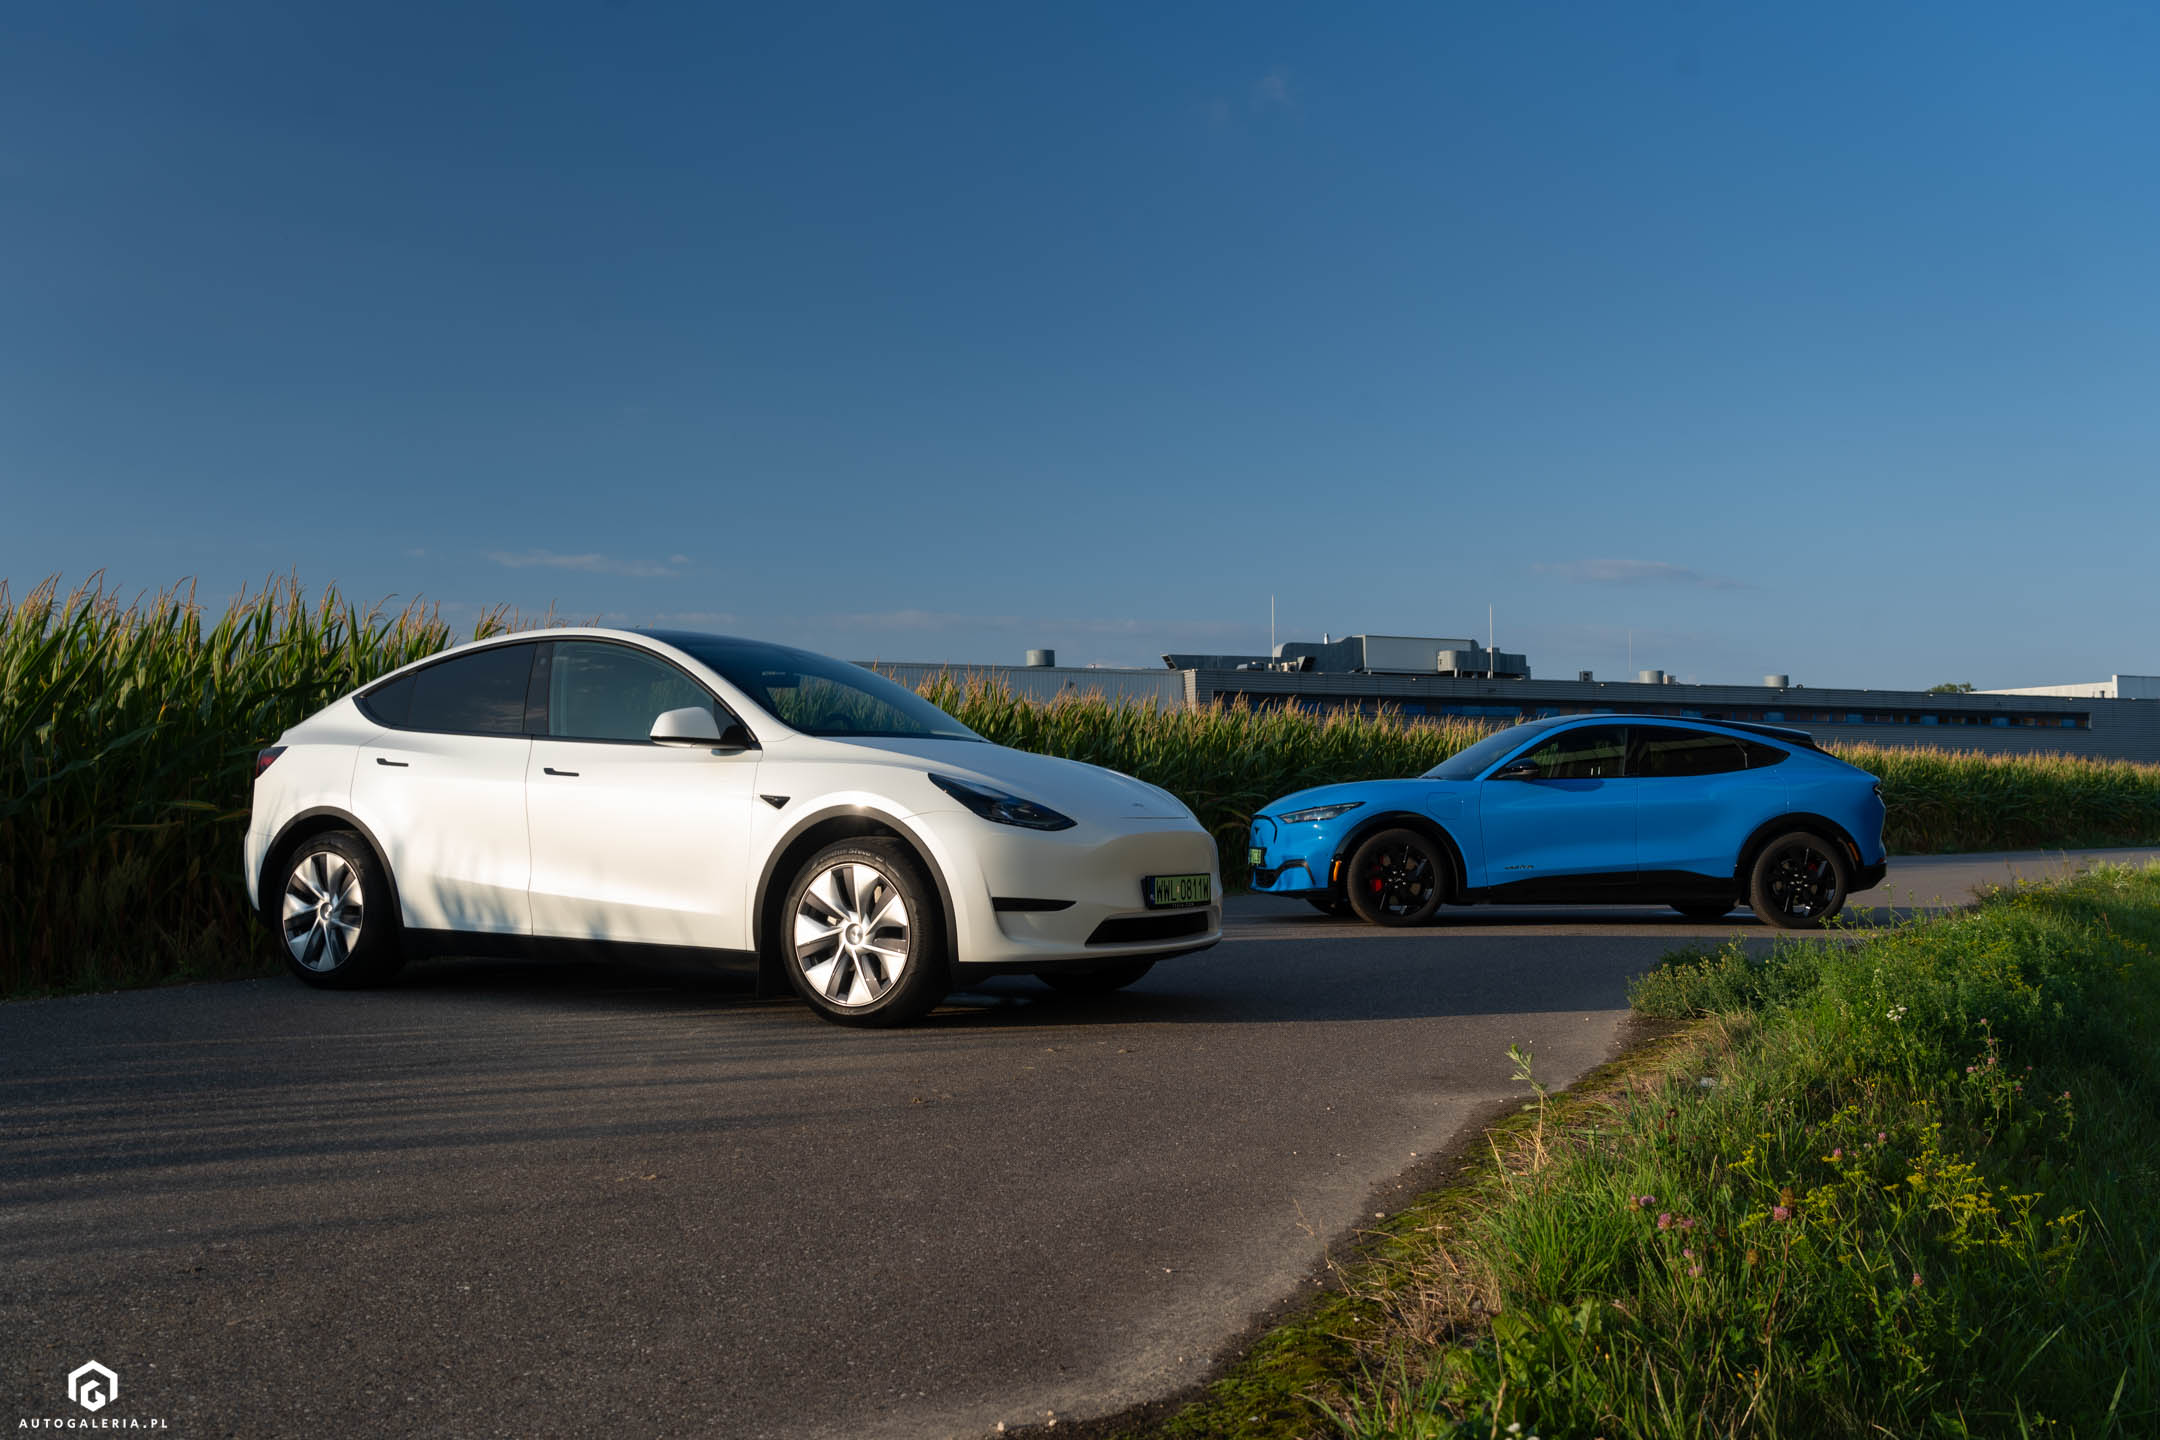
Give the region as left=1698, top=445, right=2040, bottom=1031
left=1626, top=723, right=1754, bottom=779
left=1485, top=721, right=1635, bottom=780
left=524, top=637, right=756, bottom=748
left=355, top=638, right=541, bottom=739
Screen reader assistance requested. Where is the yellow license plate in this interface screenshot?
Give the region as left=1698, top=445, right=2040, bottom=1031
left=1147, top=873, right=1211, bottom=908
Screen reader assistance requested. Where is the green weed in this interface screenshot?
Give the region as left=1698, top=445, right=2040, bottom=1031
left=1333, top=867, right=2160, bottom=1439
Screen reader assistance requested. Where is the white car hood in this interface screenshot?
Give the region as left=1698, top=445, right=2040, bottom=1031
left=832, top=737, right=1191, bottom=820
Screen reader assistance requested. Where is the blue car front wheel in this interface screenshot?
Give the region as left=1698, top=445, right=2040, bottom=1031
left=1345, top=828, right=1448, bottom=927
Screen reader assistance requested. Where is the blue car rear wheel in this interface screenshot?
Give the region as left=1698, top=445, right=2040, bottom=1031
left=1748, top=832, right=1849, bottom=929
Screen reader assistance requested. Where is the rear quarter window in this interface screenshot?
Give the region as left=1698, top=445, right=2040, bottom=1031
left=358, top=673, right=413, bottom=727
left=361, top=644, right=538, bottom=736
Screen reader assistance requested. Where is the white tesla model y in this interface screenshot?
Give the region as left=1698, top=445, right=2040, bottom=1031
left=245, top=630, right=1222, bottom=1025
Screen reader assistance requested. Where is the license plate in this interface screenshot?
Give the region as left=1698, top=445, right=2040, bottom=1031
left=1146, top=873, right=1211, bottom=908
left=1247, top=846, right=1266, bottom=867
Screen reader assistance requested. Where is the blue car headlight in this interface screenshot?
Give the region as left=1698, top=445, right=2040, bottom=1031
left=929, top=773, right=1076, bottom=831
left=1276, top=801, right=1364, bottom=825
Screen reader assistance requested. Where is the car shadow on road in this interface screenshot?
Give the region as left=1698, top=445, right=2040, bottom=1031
left=309, top=898, right=1927, bottom=1034
left=1232, top=901, right=1939, bottom=933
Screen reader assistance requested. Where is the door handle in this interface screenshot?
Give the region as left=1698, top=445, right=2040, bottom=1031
left=375, top=757, right=409, bottom=768
left=543, top=767, right=579, bottom=777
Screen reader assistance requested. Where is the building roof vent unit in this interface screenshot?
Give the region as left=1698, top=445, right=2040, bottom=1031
left=1637, top=669, right=1665, bottom=685
left=1764, top=674, right=1791, bottom=689
left=1578, top=670, right=1594, bottom=683
left=1437, top=646, right=1530, bottom=679
left=1025, top=649, right=1055, bottom=668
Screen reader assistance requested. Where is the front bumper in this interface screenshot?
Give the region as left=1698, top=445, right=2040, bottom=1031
left=1244, top=815, right=1332, bottom=895
left=910, top=810, right=1224, bottom=970
left=1853, top=859, right=1888, bottom=893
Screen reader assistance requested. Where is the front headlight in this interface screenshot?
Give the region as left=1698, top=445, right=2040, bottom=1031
left=1277, top=800, right=1364, bottom=825
left=929, top=773, right=1077, bottom=831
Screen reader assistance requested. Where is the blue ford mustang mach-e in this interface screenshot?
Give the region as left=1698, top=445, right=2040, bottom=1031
left=1247, top=716, right=1887, bottom=928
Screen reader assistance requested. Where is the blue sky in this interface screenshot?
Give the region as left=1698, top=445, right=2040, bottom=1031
left=4, top=2, right=2156, bottom=687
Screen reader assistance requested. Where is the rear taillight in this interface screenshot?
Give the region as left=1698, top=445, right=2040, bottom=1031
left=255, top=747, right=287, bottom=780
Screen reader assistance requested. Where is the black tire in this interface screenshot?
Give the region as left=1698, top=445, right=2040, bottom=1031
left=1306, top=896, right=1352, bottom=917
left=1670, top=900, right=1738, bottom=921
left=780, top=839, right=949, bottom=1026
left=1344, top=828, right=1448, bottom=927
left=1037, top=961, right=1155, bottom=994
left=274, top=831, right=404, bottom=988
left=1747, top=832, right=1850, bottom=930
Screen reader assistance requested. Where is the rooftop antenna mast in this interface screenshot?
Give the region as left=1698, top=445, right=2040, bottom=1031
left=1488, top=603, right=1495, bottom=680
left=1270, top=595, right=1276, bottom=655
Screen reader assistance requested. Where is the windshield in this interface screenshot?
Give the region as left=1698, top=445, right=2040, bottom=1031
left=658, top=634, right=982, bottom=741
left=1420, top=718, right=1567, bottom=780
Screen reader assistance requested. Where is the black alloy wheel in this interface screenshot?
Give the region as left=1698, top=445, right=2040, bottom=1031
left=1748, top=833, right=1850, bottom=930
left=1344, top=828, right=1447, bottom=927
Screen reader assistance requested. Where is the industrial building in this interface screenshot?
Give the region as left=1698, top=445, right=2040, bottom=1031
left=872, top=635, right=2160, bottom=765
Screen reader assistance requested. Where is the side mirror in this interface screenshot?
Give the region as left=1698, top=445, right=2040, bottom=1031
left=1490, top=759, right=1542, bottom=782
left=714, top=722, right=757, bottom=753
left=650, top=707, right=722, bottom=746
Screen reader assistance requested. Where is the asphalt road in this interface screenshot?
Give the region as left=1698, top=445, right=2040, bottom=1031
left=4, top=847, right=2154, bottom=1438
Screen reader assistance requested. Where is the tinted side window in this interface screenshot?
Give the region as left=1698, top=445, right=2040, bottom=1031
left=404, top=644, right=538, bottom=736
left=1516, top=725, right=1628, bottom=779
left=1743, top=740, right=1789, bottom=769
left=548, top=641, right=717, bottom=742
left=359, top=673, right=413, bottom=727
left=1635, top=727, right=1748, bottom=778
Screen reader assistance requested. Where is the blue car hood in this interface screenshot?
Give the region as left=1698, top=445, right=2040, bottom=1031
left=1259, top=777, right=1474, bottom=818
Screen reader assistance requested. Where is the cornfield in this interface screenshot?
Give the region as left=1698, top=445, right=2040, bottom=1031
left=7, top=575, right=2160, bottom=997
left=0, top=577, right=504, bottom=994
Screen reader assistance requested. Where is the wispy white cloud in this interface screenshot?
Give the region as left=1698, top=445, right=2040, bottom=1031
left=487, top=549, right=682, bottom=578
left=602, top=609, right=741, bottom=630
left=1203, top=68, right=1295, bottom=131
left=817, top=609, right=1252, bottom=639
left=1533, top=558, right=1748, bottom=590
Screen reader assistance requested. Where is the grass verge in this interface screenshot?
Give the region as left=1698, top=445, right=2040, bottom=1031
left=1107, top=866, right=2160, bottom=1440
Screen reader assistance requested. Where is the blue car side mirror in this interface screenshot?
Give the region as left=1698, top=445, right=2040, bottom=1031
left=1491, top=760, right=1542, bottom=782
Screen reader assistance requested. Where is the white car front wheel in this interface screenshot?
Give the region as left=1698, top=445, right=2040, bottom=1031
left=782, top=839, right=948, bottom=1026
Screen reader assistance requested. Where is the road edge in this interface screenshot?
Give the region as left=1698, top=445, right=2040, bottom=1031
left=997, top=1009, right=1698, bottom=1440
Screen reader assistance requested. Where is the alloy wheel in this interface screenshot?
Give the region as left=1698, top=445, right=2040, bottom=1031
left=283, top=850, right=365, bottom=971
left=1362, top=842, right=1436, bottom=917
left=1767, top=842, right=1839, bottom=919
left=792, top=861, right=911, bottom=1008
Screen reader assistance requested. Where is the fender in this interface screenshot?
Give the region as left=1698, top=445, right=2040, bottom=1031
left=1734, top=811, right=1865, bottom=882
left=749, top=803, right=961, bottom=994
left=1329, top=810, right=1469, bottom=896
left=257, top=806, right=405, bottom=927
